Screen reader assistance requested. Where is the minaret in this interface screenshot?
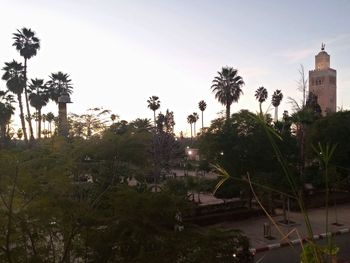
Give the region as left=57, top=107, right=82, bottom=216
left=309, top=44, right=337, bottom=115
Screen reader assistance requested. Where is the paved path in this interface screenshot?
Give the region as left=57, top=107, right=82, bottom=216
left=219, top=204, right=350, bottom=250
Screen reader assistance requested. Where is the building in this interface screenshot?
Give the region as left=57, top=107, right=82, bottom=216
left=309, top=44, right=337, bottom=115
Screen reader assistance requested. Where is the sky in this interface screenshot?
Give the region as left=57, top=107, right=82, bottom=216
left=1, top=0, right=350, bottom=135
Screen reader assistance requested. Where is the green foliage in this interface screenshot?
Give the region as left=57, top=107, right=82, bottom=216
left=0, top=142, right=252, bottom=262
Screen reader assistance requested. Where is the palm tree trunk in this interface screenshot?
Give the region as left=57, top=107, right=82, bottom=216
left=193, top=122, right=196, bottom=137
left=153, top=111, right=156, bottom=128
left=17, top=94, right=28, bottom=143
left=58, top=102, right=68, bottom=137
left=190, top=124, right=193, bottom=140
left=226, top=104, right=230, bottom=120
left=274, top=106, right=278, bottom=122
left=0, top=123, right=6, bottom=148
left=259, top=103, right=263, bottom=116
left=38, top=108, right=42, bottom=139
left=23, top=59, right=34, bottom=141
left=201, top=111, right=204, bottom=132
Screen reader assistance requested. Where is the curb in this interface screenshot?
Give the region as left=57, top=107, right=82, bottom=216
left=249, top=228, right=349, bottom=254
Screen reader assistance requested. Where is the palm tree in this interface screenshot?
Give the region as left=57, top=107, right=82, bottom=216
left=46, top=72, right=73, bottom=103
left=13, top=27, right=40, bottom=141
left=110, top=113, right=118, bottom=124
left=46, top=112, right=55, bottom=137
left=187, top=114, right=195, bottom=140
left=47, top=72, right=73, bottom=137
left=2, top=60, right=28, bottom=143
left=198, top=100, right=207, bottom=132
left=0, top=90, right=15, bottom=146
left=147, top=96, right=160, bottom=126
left=42, top=113, right=47, bottom=134
left=271, top=89, right=283, bottom=122
left=29, top=78, right=49, bottom=138
left=130, top=118, right=152, bottom=132
left=192, top=112, right=199, bottom=137
left=211, top=67, right=244, bottom=120
left=255, top=86, right=268, bottom=115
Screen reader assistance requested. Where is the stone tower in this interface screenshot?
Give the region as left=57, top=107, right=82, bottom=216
left=309, top=44, right=337, bottom=115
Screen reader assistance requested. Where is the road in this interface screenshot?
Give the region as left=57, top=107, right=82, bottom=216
left=254, top=233, right=350, bottom=263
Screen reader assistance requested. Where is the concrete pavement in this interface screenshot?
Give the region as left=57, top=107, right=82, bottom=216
left=219, top=203, right=350, bottom=251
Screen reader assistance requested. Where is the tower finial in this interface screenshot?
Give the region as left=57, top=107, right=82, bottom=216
left=321, top=43, right=325, bottom=51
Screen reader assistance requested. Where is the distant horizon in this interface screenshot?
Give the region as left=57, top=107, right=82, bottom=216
left=1, top=0, right=349, bottom=136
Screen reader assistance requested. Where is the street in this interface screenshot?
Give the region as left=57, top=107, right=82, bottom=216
left=254, top=233, right=350, bottom=263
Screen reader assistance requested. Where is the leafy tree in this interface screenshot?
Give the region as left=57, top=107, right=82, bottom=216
left=307, top=111, right=350, bottom=186
left=69, top=108, right=111, bottom=138
left=147, top=95, right=160, bottom=126
left=211, top=67, right=244, bottom=120
left=0, top=90, right=15, bottom=146
left=2, top=60, right=28, bottom=143
left=255, top=86, right=268, bottom=115
left=28, top=78, right=49, bottom=138
left=291, top=92, right=322, bottom=180
left=130, top=118, right=152, bottom=132
left=271, top=89, right=283, bottom=122
left=13, top=27, right=40, bottom=141
left=198, top=100, right=207, bottom=132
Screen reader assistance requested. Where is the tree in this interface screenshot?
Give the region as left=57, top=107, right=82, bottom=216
left=0, top=90, right=15, bottom=146
left=46, top=72, right=73, bottom=103
left=164, top=110, right=175, bottom=134
left=110, top=113, right=118, bottom=124
left=192, top=112, right=199, bottom=136
left=2, top=60, right=28, bottom=143
left=211, top=67, right=244, bottom=120
left=69, top=108, right=111, bottom=138
left=187, top=114, right=195, bottom=139
left=255, top=86, right=268, bottom=115
left=271, top=89, right=283, bottom=122
left=298, top=65, right=308, bottom=108
left=130, top=118, right=152, bottom=132
left=28, top=78, right=49, bottom=138
left=47, top=72, right=73, bottom=137
left=198, top=100, right=207, bottom=132
left=45, top=112, right=55, bottom=137
left=13, top=28, right=40, bottom=141
left=147, top=96, right=160, bottom=127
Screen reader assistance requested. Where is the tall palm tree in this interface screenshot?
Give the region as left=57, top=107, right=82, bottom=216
left=255, top=86, right=268, bottom=115
left=46, top=112, right=55, bottom=137
left=198, top=100, right=207, bottom=132
left=0, top=90, right=15, bottom=146
left=47, top=72, right=73, bottom=137
left=13, top=27, right=40, bottom=141
left=2, top=60, right=28, bottom=143
left=187, top=114, right=194, bottom=140
left=147, top=96, right=160, bottom=126
left=271, top=89, right=283, bottom=122
left=29, top=78, right=49, bottom=138
left=192, top=112, right=199, bottom=137
left=211, top=67, right=244, bottom=120
left=46, top=72, right=73, bottom=103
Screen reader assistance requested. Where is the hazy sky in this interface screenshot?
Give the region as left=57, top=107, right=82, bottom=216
left=1, top=0, right=350, bottom=135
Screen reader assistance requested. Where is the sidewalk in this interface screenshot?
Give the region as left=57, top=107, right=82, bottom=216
left=219, top=203, right=350, bottom=251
